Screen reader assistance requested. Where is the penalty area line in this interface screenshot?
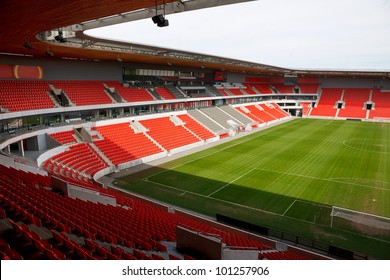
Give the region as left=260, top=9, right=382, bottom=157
left=283, top=199, right=297, bottom=216
left=207, top=168, right=256, bottom=197
left=140, top=179, right=390, bottom=244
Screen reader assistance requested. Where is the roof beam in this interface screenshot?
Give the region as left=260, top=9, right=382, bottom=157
left=68, top=0, right=257, bottom=31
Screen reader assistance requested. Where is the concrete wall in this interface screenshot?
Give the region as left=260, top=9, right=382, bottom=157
left=3, top=55, right=389, bottom=90
left=37, top=134, right=48, bottom=151
left=37, top=145, right=66, bottom=167
left=45, top=134, right=61, bottom=149
left=25, top=136, right=39, bottom=151
left=222, top=249, right=259, bottom=260
left=21, top=134, right=48, bottom=152
left=0, top=55, right=122, bottom=81
left=68, top=184, right=117, bottom=206
left=0, top=153, right=48, bottom=176
left=226, top=72, right=247, bottom=83
left=0, top=55, right=213, bottom=82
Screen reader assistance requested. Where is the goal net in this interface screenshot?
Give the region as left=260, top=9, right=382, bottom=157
left=330, top=206, right=390, bottom=238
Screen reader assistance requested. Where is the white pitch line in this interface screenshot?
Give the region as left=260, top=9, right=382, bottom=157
left=143, top=178, right=199, bottom=197
left=254, top=168, right=390, bottom=192
left=142, top=177, right=390, bottom=244
left=207, top=168, right=256, bottom=197
left=144, top=124, right=290, bottom=180
left=342, top=139, right=390, bottom=155
left=145, top=177, right=277, bottom=215
left=282, top=199, right=297, bottom=216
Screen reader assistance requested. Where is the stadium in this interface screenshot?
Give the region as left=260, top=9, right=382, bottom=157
left=0, top=0, right=389, bottom=261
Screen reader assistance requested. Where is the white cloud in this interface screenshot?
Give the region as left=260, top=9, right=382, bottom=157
left=86, top=0, right=390, bottom=70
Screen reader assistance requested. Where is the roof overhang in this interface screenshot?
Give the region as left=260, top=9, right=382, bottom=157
left=0, top=0, right=389, bottom=78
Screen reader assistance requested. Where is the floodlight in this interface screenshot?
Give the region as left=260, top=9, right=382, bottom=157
left=55, top=31, right=66, bottom=43
left=152, top=14, right=169, bottom=27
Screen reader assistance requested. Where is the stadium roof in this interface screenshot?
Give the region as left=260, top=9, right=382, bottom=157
left=1, top=0, right=389, bottom=78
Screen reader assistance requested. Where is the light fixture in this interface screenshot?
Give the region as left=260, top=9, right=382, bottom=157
left=152, top=1, right=169, bottom=27
left=152, top=14, right=169, bottom=27
left=55, top=31, right=66, bottom=43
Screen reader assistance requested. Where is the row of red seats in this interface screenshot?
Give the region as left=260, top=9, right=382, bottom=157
left=44, top=143, right=108, bottom=180
left=93, top=123, right=163, bottom=165
left=177, top=114, right=216, bottom=141
left=242, top=85, right=257, bottom=95
left=155, top=88, right=176, bottom=99
left=247, top=83, right=273, bottom=94
left=310, top=88, right=343, bottom=117
left=237, top=104, right=277, bottom=123
left=217, top=88, right=230, bottom=96
left=0, top=164, right=276, bottom=259
left=370, top=89, right=390, bottom=119
left=298, top=83, right=320, bottom=94
left=140, top=117, right=201, bottom=151
left=245, top=83, right=319, bottom=94
left=261, top=103, right=289, bottom=119
left=308, top=88, right=390, bottom=119
left=229, top=88, right=246, bottom=96
left=300, top=102, right=312, bottom=117
left=49, top=130, right=77, bottom=144
left=105, top=81, right=154, bottom=102
left=260, top=250, right=309, bottom=260
left=338, top=88, right=370, bottom=118
left=51, top=80, right=112, bottom=106
left=0, top=80, right=55, bottom=112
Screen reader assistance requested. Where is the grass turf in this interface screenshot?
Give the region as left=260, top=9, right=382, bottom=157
left=114, top=118, right=390, bottom=259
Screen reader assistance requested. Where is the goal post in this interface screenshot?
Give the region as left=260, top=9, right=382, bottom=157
left=330, top=206, right=390, bottom=238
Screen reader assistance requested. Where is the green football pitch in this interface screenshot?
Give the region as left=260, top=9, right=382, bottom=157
left=114, top=118, right=390, bottom=259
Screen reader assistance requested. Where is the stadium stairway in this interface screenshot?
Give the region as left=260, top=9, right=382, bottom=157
left=187, top=109, right=226, bottom=135
left=228, top=88, right=247, bottom=96
left=242, top=85, right=258, bottom=95
left=251, top=105, right=276, bottom=122
left=154, top=88, right=176, bottom=100
left=166, top=85, right=187, bottom=98
left=217, top=88, right=231, bottom=96
left=93, top=123, right=164, bottom=166
left=250, top=83, right=273, bottom=94
left=88, top=142, right=116, bottom=169
left=103, top=82, right=155, bottom=102
left=177, top=114, right=216, bottom=141
left=220, top=105, right=254, bottom=125
left=199, top=107, right=237, bottom=130
left=235, top=106, right=265, bottom=124
left=205, top=85, right=224, bottom=97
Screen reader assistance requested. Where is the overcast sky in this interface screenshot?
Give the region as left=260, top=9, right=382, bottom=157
left=86, top=0, right=390, bottom=70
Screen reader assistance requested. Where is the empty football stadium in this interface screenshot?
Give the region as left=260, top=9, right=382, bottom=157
left=0, top=0, right=389, bottom=261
